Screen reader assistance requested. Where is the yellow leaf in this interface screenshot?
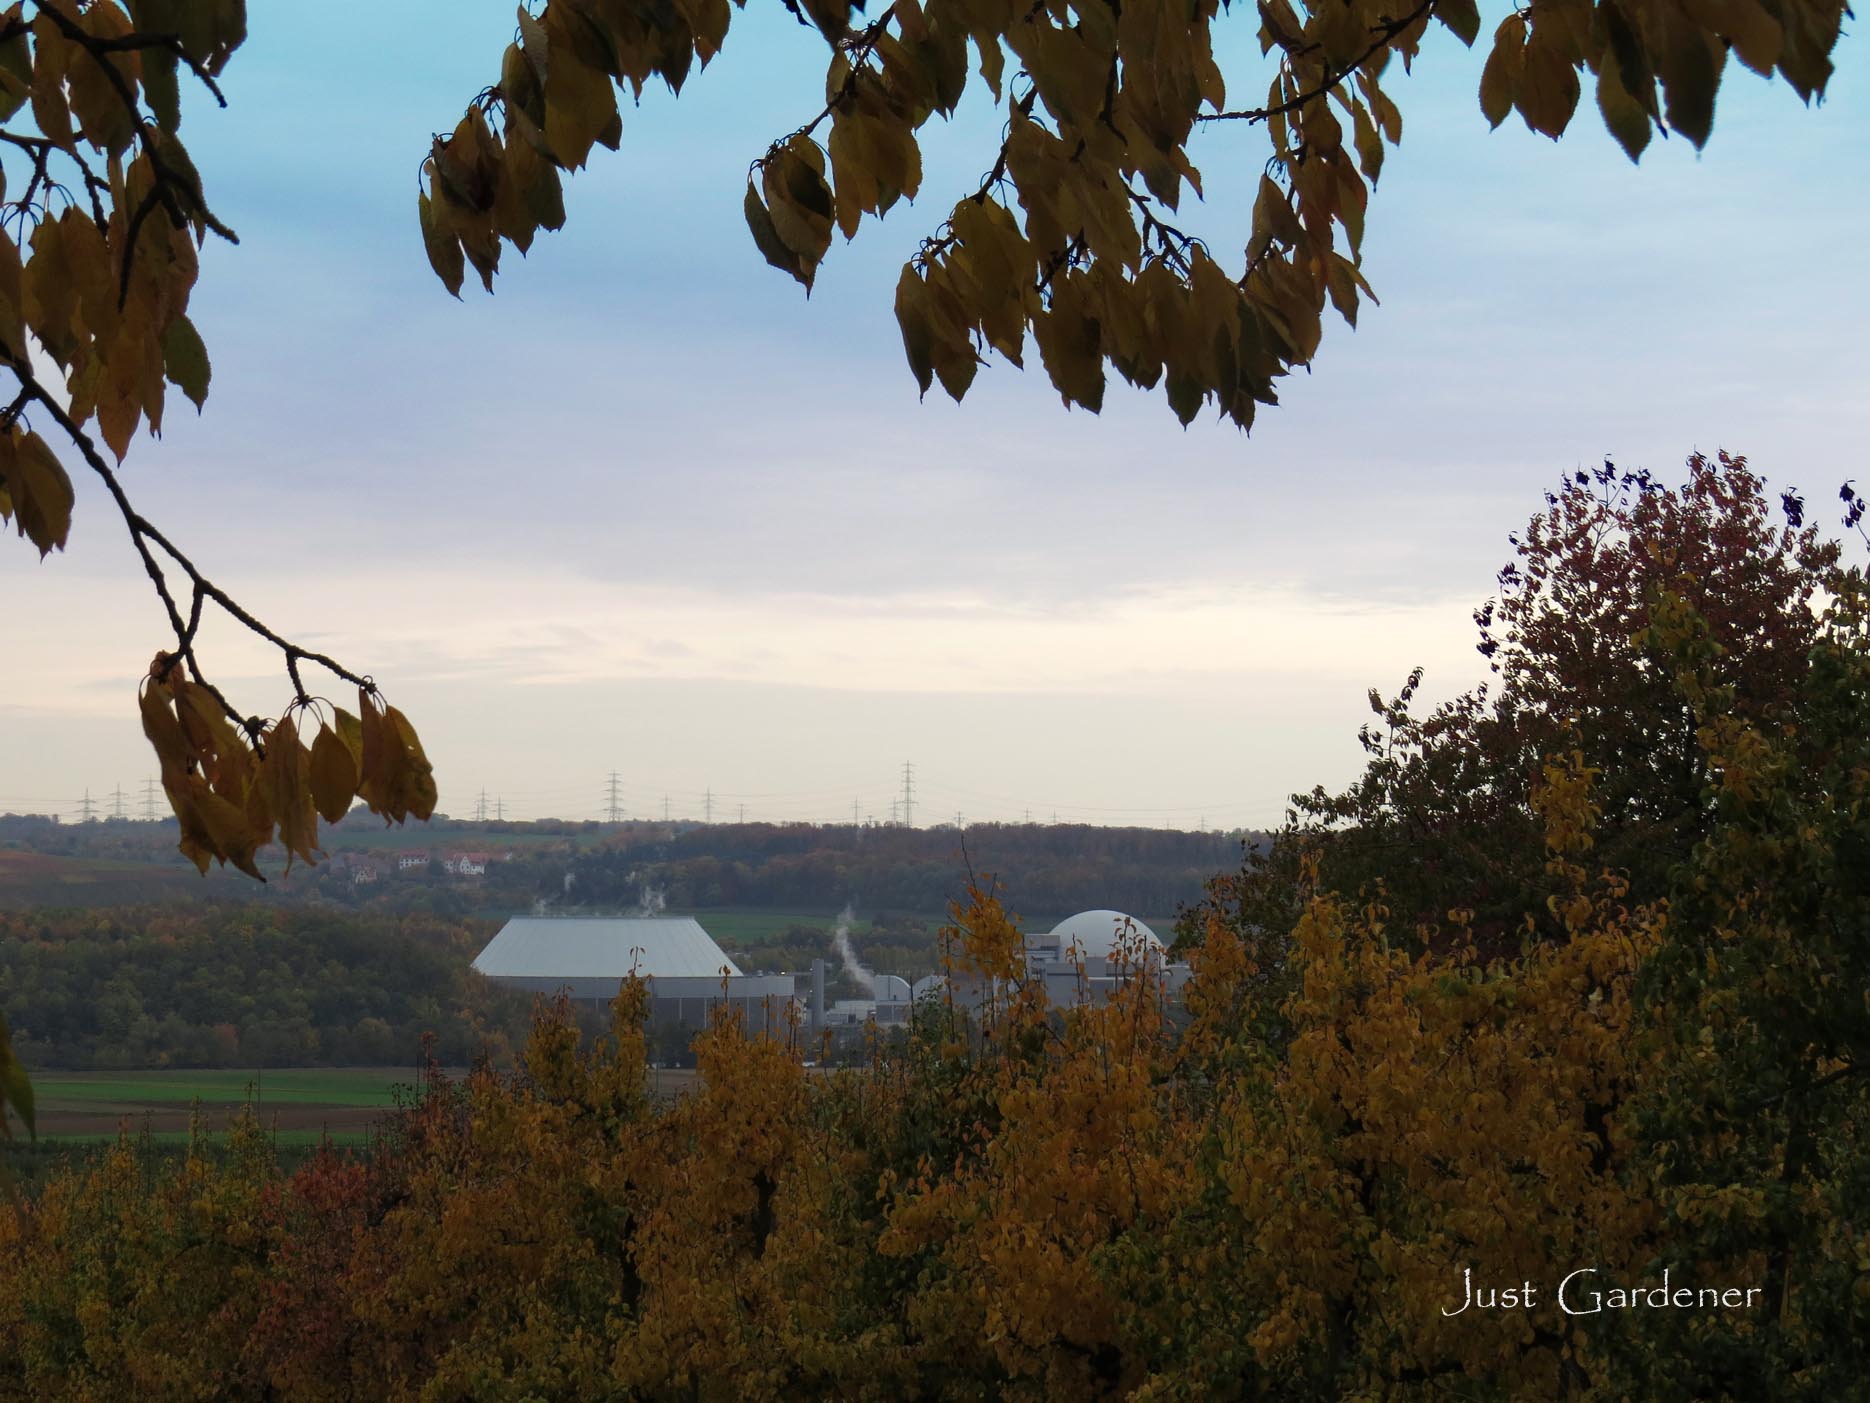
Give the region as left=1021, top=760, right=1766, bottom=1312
left=894, top=264, right=936, bottom=396
left=357, top=690, right=436, bottom=824
left=195, top=781, right=265, bottom=880
left=745, top=183, right=807, bottom=288
left=1, top=429, right=74, bottom=556
left=1595, top=53, right=1652, bottom=162
left=1657, top=9, right=1723, bottom=148
left=1479, top=15, right=1526, bottom=129
left=541, top=23, right=618, bottom=170
left=761, top=144, right=834, bottom=275
left=262, top=717, right=321, bottom=870
left=1351, top=100, right=1383, bottom=183
left=418, top=189, right=465, bottom=297
left=1517, top=26, right=1581, bottom=139
left=138, top=672, right=190, bottom=783
left=1032, top=269, right=1103, bottom=411
left=309, top=722, right=359, bottom=825
left=161, top=313, right=211, bottom=411
left=0, top=227, right=22, bottom=359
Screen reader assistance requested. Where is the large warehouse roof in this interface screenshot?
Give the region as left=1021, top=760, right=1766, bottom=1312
left=472, top=917, right=744, bottom=981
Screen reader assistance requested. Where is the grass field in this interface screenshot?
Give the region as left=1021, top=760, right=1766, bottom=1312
left=35, top=1069, right=415, bottom=1107
left=27, top=1067, right=426, bottom=1145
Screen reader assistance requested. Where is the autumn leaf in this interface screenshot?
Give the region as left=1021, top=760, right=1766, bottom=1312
left=161, top=313, right=211, bottom=410
left=0, top=429, right=74, bottom=556
left=309, top=721, right=359, bottom=825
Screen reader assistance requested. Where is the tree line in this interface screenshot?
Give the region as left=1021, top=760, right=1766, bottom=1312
left=553, top=822, right=1243, bottom=920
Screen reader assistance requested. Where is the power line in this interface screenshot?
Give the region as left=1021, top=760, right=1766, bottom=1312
left=900, top=761, right=915, bottom=829
left=605, top=771, right=624, bottom=822
left=141, top=778, right=158, bottom=822
left=79, top=788, right=96, bottom=823
left=475, top=788, right=488, bottom=822
left=109, top=784, right=127, bottom=820
left=703, top=786, right=713, bottom=824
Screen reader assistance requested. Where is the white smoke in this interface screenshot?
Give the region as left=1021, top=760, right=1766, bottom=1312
left=831, top=901, right=876, bottom=996
left=636, top=885, right=667, bottom=918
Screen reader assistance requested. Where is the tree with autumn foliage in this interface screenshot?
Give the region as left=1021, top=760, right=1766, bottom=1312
left=1178, top=453, right=1839, bottom=973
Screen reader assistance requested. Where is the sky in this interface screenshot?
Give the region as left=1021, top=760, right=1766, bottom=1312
left=2, top=4, right=1866, bottom=831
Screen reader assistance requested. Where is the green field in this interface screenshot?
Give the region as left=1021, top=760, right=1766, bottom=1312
left=48, top=1127, right=379, bottom=1147
left=26, top=1067, right=424, bottom=1146
left=32, top=1068, right=415, bottom=1108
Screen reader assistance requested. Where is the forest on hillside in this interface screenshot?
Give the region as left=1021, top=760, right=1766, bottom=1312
left=0, top=908, right=530, bottom=1070
left=548, top=821, right=1243, bottom=919
left=0, top=813, right=1245, bottom=926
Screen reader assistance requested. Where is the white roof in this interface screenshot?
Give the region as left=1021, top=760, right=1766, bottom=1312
left=472, top=917, right=742, bottom=981
left=1046, top=910, right=1163, bottom=961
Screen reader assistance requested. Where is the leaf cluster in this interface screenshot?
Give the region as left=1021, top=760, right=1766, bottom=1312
left=435, top=0, right=1849, bottom=430
left=0, top=5, right=429, bottom=884
left=139, top=675, right=436, bottom=879
left=1180, top=452, right=1841, bottom=972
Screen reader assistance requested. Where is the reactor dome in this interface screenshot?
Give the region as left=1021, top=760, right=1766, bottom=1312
left=1046, top=910, right=1163, bottom=963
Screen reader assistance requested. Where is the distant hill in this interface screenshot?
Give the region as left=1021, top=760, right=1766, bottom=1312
left=0, top=811, right=1264, bottom=923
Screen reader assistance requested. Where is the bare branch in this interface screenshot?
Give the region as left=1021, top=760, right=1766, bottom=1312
left=0, top=348, right=372, bottom=729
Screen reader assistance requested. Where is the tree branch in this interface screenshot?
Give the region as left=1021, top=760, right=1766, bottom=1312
left=0, top=348, right=372, bottom=735
left=73, top=27, right=230, bottom=108
left=1196, top=0, right=1437, bottom=127
left=31, top=1, right=240, bottom=307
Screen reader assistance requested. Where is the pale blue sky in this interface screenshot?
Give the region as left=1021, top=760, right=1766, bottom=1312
left=3, top=5, right=1865, bottom=829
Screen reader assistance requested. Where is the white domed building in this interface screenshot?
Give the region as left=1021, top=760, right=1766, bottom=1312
left=953, top=908, right=1191, bottom=1011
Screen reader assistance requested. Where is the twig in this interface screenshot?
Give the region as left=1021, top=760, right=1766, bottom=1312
left=0, top=350, right=371, bottom=730
left=1196, top=0, right=1437, bottom=126
left=31, top=0, right=239, bottom=310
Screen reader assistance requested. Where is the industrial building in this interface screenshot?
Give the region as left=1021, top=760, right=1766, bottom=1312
left=471, top=916, right=795, bottom=1031
left=815, top=973, right=914, bottom=1031
left=470, top=908, right=1189, bottom=1046
left=948, top=909, right=1192, bottom=1010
